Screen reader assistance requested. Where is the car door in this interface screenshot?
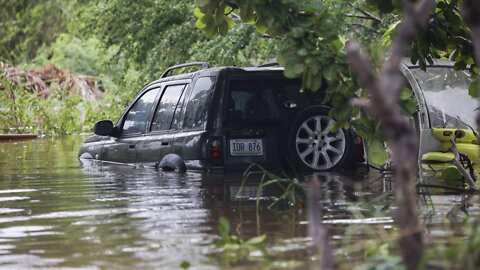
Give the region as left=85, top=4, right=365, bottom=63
left=135, top=82, right=188, bottom=165
left=100, top=87, right=162, bottom=164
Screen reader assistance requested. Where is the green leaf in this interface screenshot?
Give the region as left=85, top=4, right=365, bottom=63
left=218, top=217, right=230, bottom=240
left=204, top=25, right=217, bottom=38
left=352, top=118, right=375, bottom=140
left=197, top=0, right=213, bottom=9
left=293, top=63, right=306, bottom=74
left=297, top=48, right=308, bottom=57
left=400, top=99, right=418, bottom=115
left=367, top=139, right=388, bottom=166
left=278, top=48, right=296, bottom=67
left=244, top=18, right=256, bottom=24
left=309, top=61, right=320, bottom=75
left=245, top=234, right=267, bottom=246
left=330, top=94, right=347, bottom=107
left=292, top=27, right=305, bottom=38
left=335, top=106, right=352, bottom=122
left=454, top=60, right=467, bottom=71
left=256, top=23, right=268, bottom=35
left=223, top=243, right=241, bottom=250
left=180, top=260, right=191, bottom=269
left=195, top=19, right=206, bottom=29
left=466, top=57, right=475, bottom=65
left=437, top=1, right=447, bottom=10
left=200, top=14, right=214, bottom=27
left=331, top=39, right=343, bottom=52
left=225, top=16, right=235, bottom=29
left=399, top=87, right=413, bottom=100
left=283, top=68, right=299, bottom=79
left=441, top=167, right=463, bottom=181
left=224, top=5, right=234, bottom=15
left=469, top=79, right=480, bottom=98
left=193, top=8, right=204, bottom=19
left=381, top=20, right=400, bottom=47
left=324, top=65, right=338, bottom=81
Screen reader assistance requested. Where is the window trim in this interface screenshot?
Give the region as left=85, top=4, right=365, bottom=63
left=182, top=76, right=217, bottom=131
left=147, top=82, right=189, bottom=134
left=118, top=86, right=163, bottom=138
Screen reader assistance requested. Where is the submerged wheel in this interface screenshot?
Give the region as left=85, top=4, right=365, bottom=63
left=288, top=106, right=353, bottom=171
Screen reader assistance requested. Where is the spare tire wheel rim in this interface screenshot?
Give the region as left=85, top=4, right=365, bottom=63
left=295, top=115, right=346, bottom=170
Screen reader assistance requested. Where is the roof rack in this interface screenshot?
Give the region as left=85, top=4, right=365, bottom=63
left=160, top=62, right=211, bottom=78
left=257, top=62, right=279, bottom=67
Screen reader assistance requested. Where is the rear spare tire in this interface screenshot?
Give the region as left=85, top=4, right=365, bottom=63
left=287, top=106, right=353, bottom=171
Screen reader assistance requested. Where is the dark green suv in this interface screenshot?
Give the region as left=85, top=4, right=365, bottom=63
left=79, top=62, right=354, bottom=172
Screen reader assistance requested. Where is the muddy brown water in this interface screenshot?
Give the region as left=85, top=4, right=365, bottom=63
left=0, top=136, right=478, bottom=269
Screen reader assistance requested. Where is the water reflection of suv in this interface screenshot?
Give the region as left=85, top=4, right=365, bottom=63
left=79, top=62, right=354, bottom=172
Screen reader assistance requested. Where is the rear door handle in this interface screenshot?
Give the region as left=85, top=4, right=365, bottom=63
left=129, top=144, right=136, bottom=149
left=161, top=141, right=169, bottom=146
left=284, top=101, right=297, bottom=108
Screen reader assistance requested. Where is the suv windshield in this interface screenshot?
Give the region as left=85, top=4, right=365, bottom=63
left=227, top=77, right=302, bottom=121
left=411, top=67, right=478, bottom=129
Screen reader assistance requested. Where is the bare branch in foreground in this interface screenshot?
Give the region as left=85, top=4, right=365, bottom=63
left=450, top=138, right=476, bottom=189
left=307, top=174, right=333, bottom=270
left=347, top=3, right=383, bottom=23
left=346, top=0, right=436, bottom=269
left=349, top=98, right=371, bottom=110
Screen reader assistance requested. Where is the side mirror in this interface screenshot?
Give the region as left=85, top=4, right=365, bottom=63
left=93, top=120, right=115, bottom=136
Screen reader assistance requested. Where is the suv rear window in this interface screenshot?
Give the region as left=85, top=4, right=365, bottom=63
left=227, top=77, right=302, bottom=121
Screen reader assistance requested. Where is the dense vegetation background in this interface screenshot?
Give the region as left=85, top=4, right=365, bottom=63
left=0, top=0, right=392, bottom=134
left=0, top=0, right=475, bottom=135
left=0, top=0, right=280, bottom=134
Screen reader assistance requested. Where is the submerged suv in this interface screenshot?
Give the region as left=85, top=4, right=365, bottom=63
left=79, top=62, right=354, bottom=172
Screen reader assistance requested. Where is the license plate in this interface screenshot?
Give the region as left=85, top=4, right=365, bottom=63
left=229, top=139, right=263, bottom=156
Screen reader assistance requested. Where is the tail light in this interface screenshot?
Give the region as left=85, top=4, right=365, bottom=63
left=353, top=135, right=365, bottom=162
left=210, top=137, right=222, bottom=159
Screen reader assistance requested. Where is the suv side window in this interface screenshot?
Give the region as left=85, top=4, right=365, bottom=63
left=122, top=88, right=161, bottom=135
left=183, top=77, right=215, bottom=130
left=151, top=84, right=186, bottom=131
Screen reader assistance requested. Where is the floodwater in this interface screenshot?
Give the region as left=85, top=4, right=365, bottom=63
left=0, top=136, right=478, bottom=269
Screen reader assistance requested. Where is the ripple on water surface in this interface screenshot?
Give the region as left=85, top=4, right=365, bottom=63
left=0, top=136, right=477, bottom=269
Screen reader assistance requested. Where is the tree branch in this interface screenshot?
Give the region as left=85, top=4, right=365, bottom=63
left=344, top=14, right=382, bottom=23
left=450, top=137, right=476, bottom=189
left=347, top=23, right=380, bottom=34
left=347, top=3, right=383, bottom=23
left=349, top=98, right=372, bottom=111
left=346, top=0, right=437, bottom=269
left=307, top=174, right=333, bottom=270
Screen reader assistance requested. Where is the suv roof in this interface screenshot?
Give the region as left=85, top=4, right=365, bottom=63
left=153, top=62, right=285, bottom=83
